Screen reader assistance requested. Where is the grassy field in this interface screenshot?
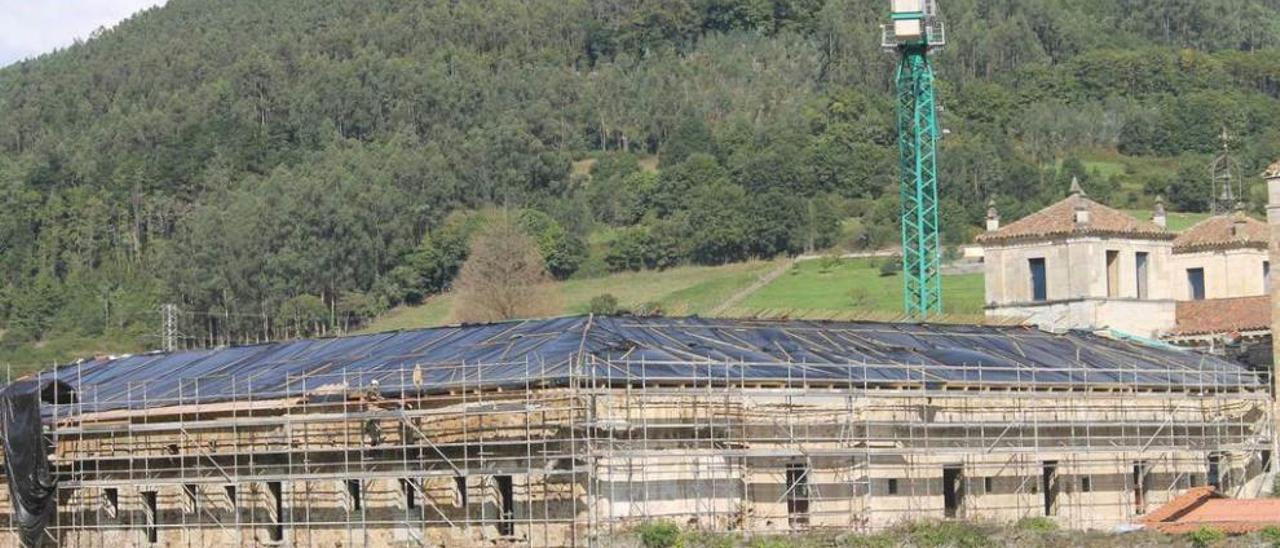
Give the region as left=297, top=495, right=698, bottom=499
left=4, top=257, right=989, bottom=373
left=1080, top=158, right=1127, bottom=179
left=363, top=260, right=781, bottom=332
left=1062, top=150, right=1179, bottom=188
left=366, top=257, right=988, bottom=333
left=1122, top=209, right=1211, bottom=232
left=1048, top=151, right=1213, bottom=232
left=0, top=334, right=148, bottom=377
left=740, top=258, right=985, bottom=315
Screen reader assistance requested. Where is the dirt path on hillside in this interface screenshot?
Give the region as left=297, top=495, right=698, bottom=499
left=708, top=259, right=796, bottom=316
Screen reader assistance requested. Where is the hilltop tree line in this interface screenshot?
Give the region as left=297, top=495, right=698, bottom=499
left=3, top=0, right=1280, bottom=353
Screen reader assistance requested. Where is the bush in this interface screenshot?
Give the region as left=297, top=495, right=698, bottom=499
left=1260, top=525, right=1280, bottom=546
left=1016, top=516, right=1058, bottom=533
left=518, top=209, right=586, bottom=279
left=606, top=226, right=659, bottom=272
left=636, top=522, right=682, bottom=548
left=847, top=289, right=872, bottom=309
left=1186, top=526, right=1225, bottom=548
left=942, top=245, right=962, bottom=263
left=588, top=293, right=621, bottom=315
left=904, top=521, right=989, bottom=548
left=879, top=255, right=903, bottom=277
left=632, top=301, right=663, bottom=316
left=817, top=255, right=843, bottom=273
left=840, top=532, right=897, bottom=548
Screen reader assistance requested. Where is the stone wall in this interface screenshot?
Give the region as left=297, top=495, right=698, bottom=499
left=1170, top=248, right=1270, bottom=300
left=984, top=237, right=1175, bottom=306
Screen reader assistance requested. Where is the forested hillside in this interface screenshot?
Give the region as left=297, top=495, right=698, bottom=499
left=3, top=0, right=1280, bottom=360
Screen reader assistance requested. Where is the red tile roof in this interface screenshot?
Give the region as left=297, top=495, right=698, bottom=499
left=1180, top=499, right=1280, bottom=523
left=1141, top=486, right=1216, bottom=524
left=1169, top=296, right=1271, bottom=337
left=976, top=194, right=1170, bottom=244
left=1143, top=487, right=1280, bottom=534
left=1172, top=212, right=1268, bottom=253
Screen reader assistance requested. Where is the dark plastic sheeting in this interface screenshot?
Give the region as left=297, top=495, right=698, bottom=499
left=29, top=316, right=1263, bottom=416
left=1, top=379, right=62, bottom=547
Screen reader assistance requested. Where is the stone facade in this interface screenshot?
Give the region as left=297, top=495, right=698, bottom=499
left=1169, top=248, right=1269, bottom=300
left=982, top=236, right=1177, bottom=336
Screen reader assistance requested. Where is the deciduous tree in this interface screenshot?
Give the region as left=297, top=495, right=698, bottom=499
left=451, top=218, right=560, bottom=323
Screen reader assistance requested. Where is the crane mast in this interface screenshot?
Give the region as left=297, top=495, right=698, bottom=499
left=883, top=0, right=945, bottom=318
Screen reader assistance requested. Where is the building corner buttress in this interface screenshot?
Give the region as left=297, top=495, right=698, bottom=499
left=1264, top=161, right=1280, bottom=484
left=1268, top=163, right=1280, bottom=397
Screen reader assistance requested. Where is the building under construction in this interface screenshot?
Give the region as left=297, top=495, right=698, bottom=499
left=0, top=315, right=1272, bottom=547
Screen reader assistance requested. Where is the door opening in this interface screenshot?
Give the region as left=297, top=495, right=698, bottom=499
left=1133, top=461, right=1149, bottom=515
left=943, top=466, right=964, bottom=519
left=495, top=475, right=515, bottom=536
left=786, top=464, right=811, bottom=528
left=1041, top=461, right=1059, bottom=517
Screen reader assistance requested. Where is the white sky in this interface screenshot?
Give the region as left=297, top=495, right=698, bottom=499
left=0, top=0, right=167, bottom=67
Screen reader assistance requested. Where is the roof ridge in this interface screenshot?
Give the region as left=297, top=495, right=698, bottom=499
left=1172, top=212, right=1268, bottom=252
left=977, top=194, right=1168, bottom=244
left=1143, top=486, right=1218, bottom=525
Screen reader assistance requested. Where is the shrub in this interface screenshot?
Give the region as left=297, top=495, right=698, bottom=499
left=588, top=293, right=621, bottom=315
left=636, top=522, right=682, bottom=548
left=847, top=289, right=872, bottom=308
left=632, top=301, right=663, bottom=316
left=605, top=226, right=653, bottom=272
left=518, top=209, right=586, bottom=280
left=905, top=521, right=989, bottom=548
left=1186, top=526, right=1225, bottom=548
left=840, top=532, right=897, bottom=548
left=817, top=255, right=843, bottom=273
left=1016, top=516, right=1058, bottom=533
left=942, top=245, right=962, bottom=262
left=1260, top=525, right=1280, bottom=546
left=879, top=255, right=903, bottom=277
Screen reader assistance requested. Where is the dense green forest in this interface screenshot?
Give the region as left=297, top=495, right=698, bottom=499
left=3, top=0, right=1280, bottom=359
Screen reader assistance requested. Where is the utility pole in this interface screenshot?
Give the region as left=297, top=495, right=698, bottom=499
left=883, top=0, right=946, bottom=318
left=161, top=303, right=179, bottom=353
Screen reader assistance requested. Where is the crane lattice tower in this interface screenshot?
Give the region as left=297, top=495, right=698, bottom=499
left=883, top=0, right=946, bottom=317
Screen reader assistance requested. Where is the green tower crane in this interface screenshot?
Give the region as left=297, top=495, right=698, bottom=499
left=883, top=0, right=945, bottom=318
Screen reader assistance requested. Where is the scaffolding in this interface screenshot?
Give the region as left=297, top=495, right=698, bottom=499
left=2, top=350, right=1271, bottom=547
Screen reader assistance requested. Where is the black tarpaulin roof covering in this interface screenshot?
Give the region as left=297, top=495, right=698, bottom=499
left=32, top=315, right=1262, bottom=415
left=2, top=379, right=61, bottom=546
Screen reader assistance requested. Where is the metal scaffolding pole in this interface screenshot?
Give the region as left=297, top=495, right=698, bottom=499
left=9, top=357, right=1270, bottom=545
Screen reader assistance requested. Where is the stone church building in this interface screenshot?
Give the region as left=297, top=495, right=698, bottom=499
left=978, top=169, right=1278, bottom=346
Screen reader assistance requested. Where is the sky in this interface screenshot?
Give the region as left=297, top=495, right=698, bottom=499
left=0, top=0, right=166, bottom=67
